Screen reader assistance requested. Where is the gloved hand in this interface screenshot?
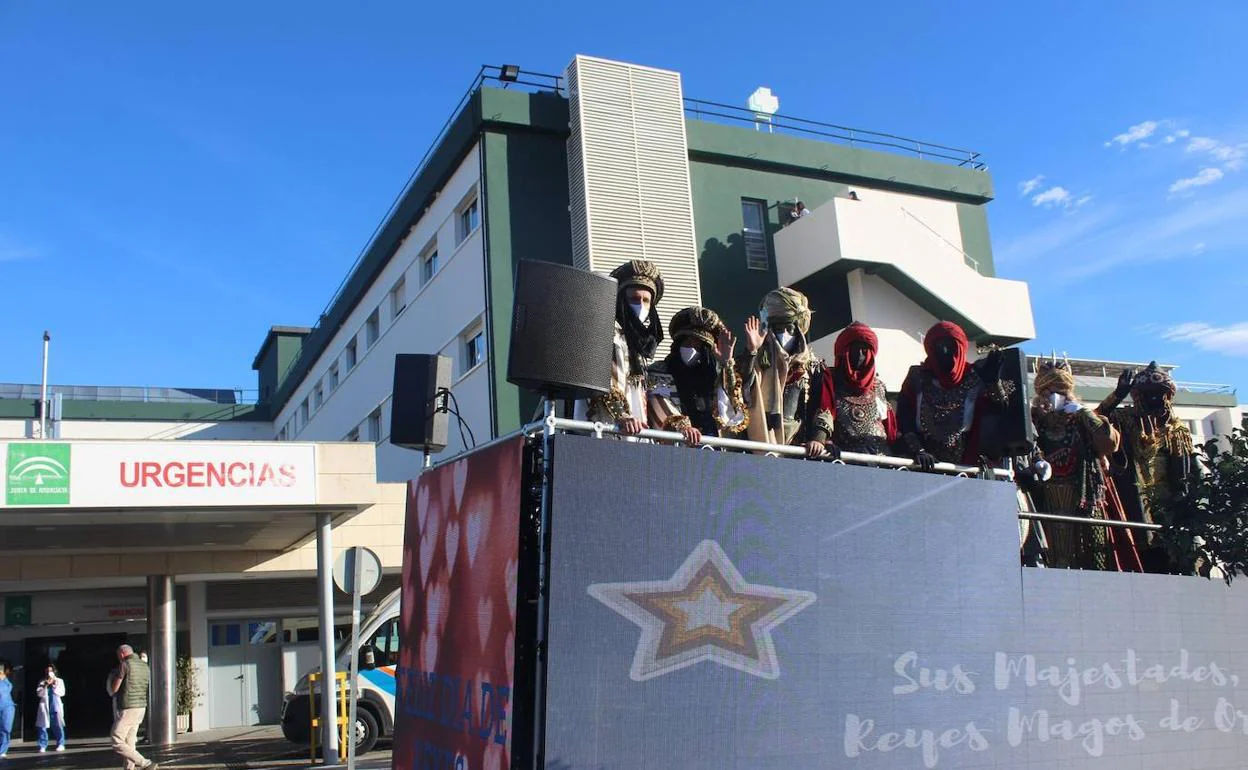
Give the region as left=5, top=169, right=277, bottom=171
left=1114, top=368, right=1135, bottom=400
left=914, top=450, right=937, bottom=472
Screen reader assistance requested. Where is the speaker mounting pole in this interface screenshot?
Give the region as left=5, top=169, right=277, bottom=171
left=529, top=393, right=558, bottom=769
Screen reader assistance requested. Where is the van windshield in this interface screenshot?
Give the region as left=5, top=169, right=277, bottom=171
left=336, top=588, right=401, bottom=662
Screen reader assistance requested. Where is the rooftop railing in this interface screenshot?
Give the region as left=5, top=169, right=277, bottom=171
left=684, top=97, right=987, bottom=170
left=0, top=383, right=258, bottom=405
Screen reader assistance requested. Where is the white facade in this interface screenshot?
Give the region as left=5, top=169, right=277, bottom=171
left=273, top=144, right=491, bottom=482
left=775, top=186, right=1036, bottom=387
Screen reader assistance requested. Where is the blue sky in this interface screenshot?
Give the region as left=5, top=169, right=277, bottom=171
left=3, top=1, right=1248, bottom=394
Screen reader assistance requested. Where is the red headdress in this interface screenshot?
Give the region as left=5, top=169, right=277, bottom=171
left=922, top=321, right=969, bottom=388
left=834, top=322, right=879, bottom=394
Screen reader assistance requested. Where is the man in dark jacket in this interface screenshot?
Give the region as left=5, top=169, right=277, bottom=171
left=110, top=644, right=157, bottom=770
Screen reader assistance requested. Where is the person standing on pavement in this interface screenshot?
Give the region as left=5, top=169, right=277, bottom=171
left=35, top=664, right=67, bottom=753
left=110, top=645, right=157, bottom=770
left=0, top=663, right=14, bottom=759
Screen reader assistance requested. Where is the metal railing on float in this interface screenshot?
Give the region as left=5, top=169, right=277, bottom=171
left=522, top=415, right=1013, bottom=480
left=521, top=416, right=1165, bottom=534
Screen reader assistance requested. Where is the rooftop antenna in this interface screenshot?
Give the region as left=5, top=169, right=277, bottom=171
left=747, top=87, right=779, bottom=133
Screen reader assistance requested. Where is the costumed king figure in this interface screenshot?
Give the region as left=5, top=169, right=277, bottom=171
left=897, top=321, right=1010, bottom=471
left=647, top=306, right=748, bottom=446
left=576, top=259, right=664, bottom=436
left=819, top=321, right=898, bottom=457
left=1096, top=362, right=1196, bottom=573
left=1030, top=359, right=1142, bottom=571
left=738, top=287, right=835, bottom=458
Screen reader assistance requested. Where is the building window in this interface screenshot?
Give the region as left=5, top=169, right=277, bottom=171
left=421, top=247, right=439, bottom=285
left=462, top=325, right=486, bottom=376
left=312, top=383, right=324, bottom=411
left=278, top=425, right=288, bottom=441
left=457, top=198, right=480, bottom=244
left=328, top=363, right=340, bottom=392
left=367, top=407, right=383, bottom=443
left=299, top=398, right=310, bottom=425
left=345, top=338, right=358, bottom=370
left=365, top=308, right=380, bottom=348
left=741, top=200, right=770, bottom=271
left=345, top=426, right=360, bottom=442
left=389, top=277, right=406, bottom=320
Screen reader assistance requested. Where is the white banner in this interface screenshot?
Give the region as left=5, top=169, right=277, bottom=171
left=2, top=441, right=318, bottom=508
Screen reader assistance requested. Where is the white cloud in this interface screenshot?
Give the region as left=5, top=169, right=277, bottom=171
left=1056, top=186, right=1248, bottom=280
left=1177, top=129, right=1191, bottom=138
left=1161, top=322, right=1248, bottom=358
left=1169, top=167, right=1225, bottom=194
left=1028, top=185, right=1092, bottom=211
left=1105, top=120, right=1160, bottom=148
left=1193, top=242, right=1208, bottom=255
left=1032, top=186, right=1072, bottom=207
left=1185, top=135, right=1248, bottom=171
left=1019, top=175, right=1045, bottom=196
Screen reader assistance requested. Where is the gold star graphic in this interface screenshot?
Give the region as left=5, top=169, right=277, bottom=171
left=588, top=540, right=816, bottom=681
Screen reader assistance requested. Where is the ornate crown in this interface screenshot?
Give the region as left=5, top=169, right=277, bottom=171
left=610, top=260, right=664, bottom=303
left=669, top=306, right=724, bottom=348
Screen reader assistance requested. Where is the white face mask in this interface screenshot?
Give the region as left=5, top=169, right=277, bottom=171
left=776, top=331, right=795, bottom=351
left=679, top=346, right=701, bottom=365
left=1047, top=393, right=1066, bottom=411
left=628, top=302, right=648, bottom=323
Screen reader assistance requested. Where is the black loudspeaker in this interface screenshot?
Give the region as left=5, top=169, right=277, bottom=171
left=977, top=346, right=1035, bottom=459
left=391, top=354, right=451, bottom=452
left=507, top=260, right=617, bottom=399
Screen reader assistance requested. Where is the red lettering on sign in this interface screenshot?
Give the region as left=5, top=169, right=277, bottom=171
left=186, top=462, right=205, bottom=488
left=120, top=463, right=139, bottom=488
left=141, top=462, right=162, bottom=487
left=116, top=459, right=299, bottom=490
left=257, top=463, right=275, bottom=486
left=163, top=462, right=185, bottom=487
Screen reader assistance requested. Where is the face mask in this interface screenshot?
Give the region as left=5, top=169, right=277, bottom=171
left=679, top=346, right=700, bottom=365
left=776, top=331, right=795, bottom=351
left=628, top=302, right=648, bottom=323
left=1047, top=393, right=1067, bottom=412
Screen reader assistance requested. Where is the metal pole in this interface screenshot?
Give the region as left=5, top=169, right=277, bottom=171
left=531, top=397, right=556, bottom=769
left=146, top=574, right=176, bottom=746
left=347, top=549, right=362, bottom=770
left=39, top=331, right=50, bottom=438
left=316, top=512, right=340, bottom=765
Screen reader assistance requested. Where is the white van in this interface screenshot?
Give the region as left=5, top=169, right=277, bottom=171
left=279, top=588, right=401, bottom=755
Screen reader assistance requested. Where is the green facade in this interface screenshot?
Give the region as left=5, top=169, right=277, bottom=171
left=685, top=119, right=996, bottom=343
left=479, top=89, right=574, bottom=435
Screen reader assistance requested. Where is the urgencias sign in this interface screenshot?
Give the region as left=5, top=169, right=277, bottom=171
left=1, top=440, right=317, bottom=507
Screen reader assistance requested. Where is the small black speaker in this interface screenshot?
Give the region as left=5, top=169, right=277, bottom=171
left=977, top=346, right=1035, bottom=458
left=507, top=260, right=617, bottom=400
left=391, top=354, right=451, bottom=452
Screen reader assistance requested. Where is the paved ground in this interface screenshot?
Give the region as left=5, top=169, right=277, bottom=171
left=0, top=726, right=392, bottom=770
